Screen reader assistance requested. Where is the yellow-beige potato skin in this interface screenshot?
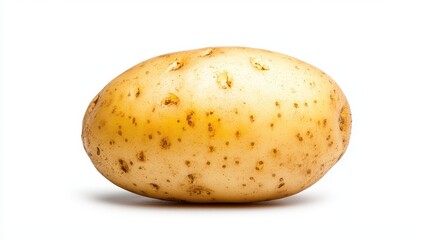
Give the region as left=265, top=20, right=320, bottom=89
left=82, top=47, right=352, bottom=203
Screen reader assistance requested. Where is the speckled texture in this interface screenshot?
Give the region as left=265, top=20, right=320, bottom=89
left=82, top=47, right=352, bottom=203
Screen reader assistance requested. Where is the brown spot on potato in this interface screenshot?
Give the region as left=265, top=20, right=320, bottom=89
left=162, top=93, right=180, bottom=106
left=323, top=119, right=327, bottom=127
left=117, top=130, right=122, bottom=136
left=118, top=159, right=129, bottom=173
left=225, top=141, right=230, bottom=146
left=275, top=101, right=280, bottom=107
left=277, top=113, right=282, bottom=118
left=216, top=71, right=233, bottom=89
left=235, top=130, right=241, bottom=138
left=307, top=169, right=312, bottom=174
left=222, top=164, right=226, bottom=168
left=96, top=147, right=100, bottom=155
left=185, top=160, right=191, bottom=167
left=296, top=133, right=303, bottom=141
left=186, top=110, right=195, bottom=127
left=160, top=137, right=171, bottom=149
left=294, top=103, right=299, bottom=108
left=136, top=151, right=145, bottom=161
left=206, top=161, right=211, bottom=165
left=209, top=145, right=215, bottom=152
left=249, top=115, right=255, bottom=122
left=250, top=142, right=255, bottom=147
left=272, top=148, right=278, bottom=155
left=250, top=57, right=270, bottom=70
left=339, top=106, right=349, bottom=131
left=135, top=88, right=141, bottom=98
left=255, top=161, right=264, bottom=171
left=208, top=123, right=215, bottom=136
left=187, top=174, right=196, bottom=184
left=150, top=183, right=160, bottom=190
left=278, top=183, right=285, bottom=188
left=188, top=185, right=212, bottom=196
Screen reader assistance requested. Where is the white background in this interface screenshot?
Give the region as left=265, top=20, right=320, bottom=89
left=1, top=0, right=428, bottom=239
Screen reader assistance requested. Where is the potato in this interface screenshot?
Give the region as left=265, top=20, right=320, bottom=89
left=82, top=47, right=352, bottom=203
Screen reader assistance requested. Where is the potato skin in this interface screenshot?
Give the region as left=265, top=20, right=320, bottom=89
left=82, top=47, right=351, bottom=203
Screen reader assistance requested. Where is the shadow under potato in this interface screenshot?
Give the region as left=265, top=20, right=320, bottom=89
left=86, top=190, right=325, bottom=209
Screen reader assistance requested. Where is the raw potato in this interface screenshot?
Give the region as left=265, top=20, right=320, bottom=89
left=82, top=47, right=352, bottom=203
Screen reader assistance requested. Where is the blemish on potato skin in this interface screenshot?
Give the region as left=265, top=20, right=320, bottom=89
left=208, top=123, right=215, bottom=137
left=150, top=183, right=160, bottom=190
left=185, top=160, right=191, bottom=167
left=235, top=130, right=241, bottom=139
left=137, top=151, right=145, bottom=162
left=167, top=59, right=184, bottom=71
left=209, top=145, right=215, bottom=152
left=216, top=71, right=233, bottom=89
left=188, top=185, right=212, bottom=196
left=199, top=48, right=214, bottom=57
left=162, top=93, right=180, bottom=106
left=250, top=57, right=270, bottom=70
left=249, top=115, right=255, bottom=122
left=118, top=159, right=129, bottom=173
left=186, top=110, right=195, bottom=127
left=96, top=147, right=100, bottom=155
left=294, top=103, right=299, bottom=108
left=307, top=169, right=312, bottom=175
left=272, top=148, right=278, bottom=155
left=160, top=137, right=171, bottom=149
left=206, top=161, right=211, bottom=165
left=278, top=183, right=285, bottom=188
left=339, top=106, right=349, bottom=131
left=135, top=88, right=141, bottom=98
left=255, top=161, right=264, bottom=171
left=296, top=133, right=303, bottom=142
left=187, top=174, right=196, bottom=184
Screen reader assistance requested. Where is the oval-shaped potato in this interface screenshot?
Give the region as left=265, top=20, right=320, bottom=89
left=82, top=47, right=352, bottom=203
